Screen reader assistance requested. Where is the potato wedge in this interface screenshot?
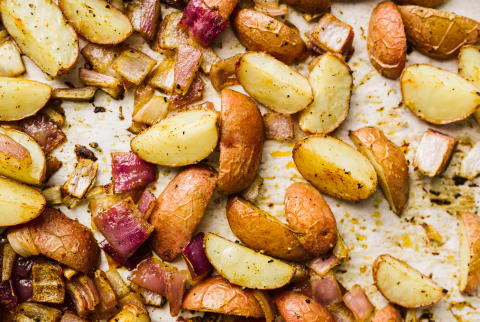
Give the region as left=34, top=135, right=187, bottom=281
left=204, top=233, right=295, bottom=289
left=0, top=77, right=51, bottom=121
left=394, top=0, right=445, bottom=6
left=299, top=53, right=352, bottom=135
left=236, top=52, right=313, bottom=114
left=398, top=5, right=480, bottom=59
left=0, top=0, right=78, bottom=77
left=59, top=0, right=133, bottom=45
left=226, top=197, right=312, bottom=262
left=458, top=212, right=480, bottom=294
left=458, top=45, right=480, bottom=124
left=349, top=127, right=409, bottom=215
left=371, top=304, right=402, bottom=322
left=372, top=254, right=446, bottom=308
left=282, top=0, right=330, bottom=14
left=400, top=64, right=480, bottom=124
left=131, top=109, right=219, bottom=166
left=0, top=177, right=46, bottom=226
left=274, top=291, right=335, bottom=322
left=413, top=129, right=456, bottom=177
left=0, top=127, right=46, bottom=185
left=293, top=136, right=377, bottom=202
left=218, top=89, right=264, bottom=194
left=183, top=276, right=264, bottom=318
left=0, top=39, right=25, bottom=77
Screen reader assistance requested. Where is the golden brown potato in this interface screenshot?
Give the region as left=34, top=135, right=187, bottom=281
left=394, top=0, right=445, bottom=7
left=349, top=127, right=409, bottom=215
left=233, top=9, right=306, bottom=64
left=226, top=197, right=312, bottom=262
left=282, top=0, right=330, bottom=14
left=150, top=165, right=217, bottom=261
left=182, top=276, right=264, bottom=318
left=398, top=5, right=480, bottom=59
left=367, top=1, right=406, bottom=79
left=218, top=89, right=264, bottom=194
left=274, top=291, right=335, bottom=322
left=458, top=212, right=480, bottom=294
left=371, top=304, right=402, bottom=322
left=284, top=182, right=338, bottom=256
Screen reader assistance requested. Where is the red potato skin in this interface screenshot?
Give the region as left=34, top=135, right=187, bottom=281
left=0, top=134, right=30, bottom=161
left=274, top=291, right=335, bottom=322
left=204, top=0, right=239, bottom=19
left=459, top=212, right=480, bottom=293
left=149, top=165, right=217, bottom=262
left=371, top=304, right=402, bottom=322
left=282, top=0, right=330, bottom=14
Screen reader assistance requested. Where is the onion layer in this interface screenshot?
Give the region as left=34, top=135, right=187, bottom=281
left=182, top=232, right=213, bottom=281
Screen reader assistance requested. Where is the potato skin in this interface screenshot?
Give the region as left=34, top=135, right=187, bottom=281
left=394, top=0, right=445, bottom=7
left=459, top=212, right=480, bottom=294
left=282, top=0, right=330, bottom=14
left=28, top=208, right=100, bottom=274
left=150, top=165, right=217, bottom=261
left=371, top=304, right=402, bottom=322
left=284, top=182, right=338, bottom=256
left=182, top=276, right=264, bottom=318
left=233, top=9, right=306, bottom=65
left=226, top=197, right=312, bottom=262
left=368, top=1, right=406, bottom=79
left=274, top=291, right=335, bottom=322
left=218, top=89, right=264, bottom=194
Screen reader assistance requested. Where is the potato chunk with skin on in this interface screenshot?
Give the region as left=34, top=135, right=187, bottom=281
left=413, top=129, right=456, bottom=177
left=458, top=212, right=480, bottom=294
left=310, top=13, right=354, bottom=58
left=274, top=291, right=335, bottom=322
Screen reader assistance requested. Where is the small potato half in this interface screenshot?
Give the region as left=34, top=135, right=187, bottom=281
left=293, top=136, right=377, bottom=202
left=218, top=89, right=264, bottom=194
left=274, top=291, right=335, bottom=322
left=458, top=212, right=480, bottom=294
left=458, top=45, right=480, bottom=124
left=349, top=127, right=409, bottom=215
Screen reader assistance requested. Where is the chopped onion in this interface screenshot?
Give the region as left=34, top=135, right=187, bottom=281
left=130, top=283, right=166, bottom=307
left=156, top=12, right=189, bottom=51
left=100, top=240, right=151, bottom=270
left=66, top=275, right=99, bottom=317
left=18, top=302, right=62, bottom=321
left=105, top=268, right=130, bottom=299
left=127, top=0, right=142, bottom=32
left=182, top=232, right=212, bottom=282
left=133, top=95, right=169, bottom=125
left=7, top=226, right=40, bottom=258
left=21, top=113, right=66, bottom=155
left=169, top=75, right=204, bottom=109
left=112, top=49, right=157, bottom=85
left=117, top=291, right=147, bottom=312
left=343, top=284, right=374, bottom=321
left=32, top=262, right=65, bottom=303
left=140, top=0, right=162, bottom=41
left=254, top=0, right=288, bottom=16
left=62, top=158, right=98, bottom=199
left=42, top=186, right=63, bottom=205
left=0, top=39, right=25, bottom=77
left=308, top=253, right=340, bottom=277
left=52, top=87, right=97, bottom=102
left=174, top=44, right=203, bottom=95
left=137, top=189, right=156, bottom=219
left=93, top=270, right=117, bottom=312
left=79, top=68, right=120, bottom=89
left=111, top=152, right=156, bottom=194
left=253, top=290, right=276, bottom=322
left=148, top=57, right=176, bottom=93
left=311, top=272, right=343, bottom=307
left=2, top=244, right=15, bottom=281
left=209, top=54, right=241, bottom=91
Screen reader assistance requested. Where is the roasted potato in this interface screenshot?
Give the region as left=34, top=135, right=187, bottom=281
left=372, top=254, right=446, bottom=308
left=0, top=0, right=79, bottom=77
left=282, top=0, right=330, bottom=14
left=349, top=127, right=409, bottom=215
left=236, top=52, right=313, bottom=114
left=371, top=304, right=402, bottom=322
left=299, top=53, right=352, bottom=135
left=293, top=136, right=378, bottom=202
left=131, top=108, right=219, bottom=166
left=284, top=182, right=338, bottom=256
left=310, top=13, right=354, bottom=58
left=398, top=5, right=480, bottom=59
left=274, top=291, right=335, bottom=322
left=367, top=1, right=407, bottom=79
left=458, top=45, right=480, bottom=124
left=226, top=197, right=312, bottom=262
left=150, top=165, right=217, bottom=261
left=413, top=129, right=456, bottom=177
left=458, top=212, right=480, bottom=294
left=182, top=276, right=264, bottom=318
left=233, top=9, right=306, bottom=65
left=59, top=0, right=133, bottom=45
left=218, top=89, right=264, bottom=194
left=400, top=64, right=480, bottom=124
left=394, top=0, right=445, bottom=6
left=203, top=233, right=295, bottom=289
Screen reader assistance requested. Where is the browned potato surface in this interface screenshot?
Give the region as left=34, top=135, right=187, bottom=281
left=274, top=291, right=335, bottom=322
left=371, top=304, right=402, bottom=322
left=459, top=212, right=480, bottom=293
left=395, top=0, right=446, bottom=7
left=310, top=13, right=354, bottom=58
left=218, top=89, right=264, bottom=194
left=282, top=0, right=330, bottom=14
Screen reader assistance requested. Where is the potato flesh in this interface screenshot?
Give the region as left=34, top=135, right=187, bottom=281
left=458, top=212, right=480, bottom=293
left=401, top=64, right=480, bottom=124
left=299, top=53, right=352, bottom=134
left=204, top=233, right=295, bottom=289
left=0, top=40, right=25, bottom=77
left=458, top=45, right=480, bottom=123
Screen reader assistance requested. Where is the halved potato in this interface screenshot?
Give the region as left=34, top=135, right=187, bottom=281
left=274, top=291, right=335, bottom=322
left=458, top=212, right=480, bottom=294
left=0, top=77, right=51, bottom=121
left=0, top=177, right=46, bottom=226
left=236, top=52, right=313, bottom=114
left=131, top=109, right=219, bottom=167
left=0, top=127, right=46, bottom=185
left=59, top=0, right=133, bottom=45
left=299, top=53, right=352, bottom=135
left=0, top=0, right=79, bottom=77
left=203, top=233, right=295, bottom=289
left=372, top=254, right=446, bottom=308
left=400, top=64, right=480, bottom=124
left=458, top=45, right=480, bottom=123
left=293, top=136, right=377, bottom=202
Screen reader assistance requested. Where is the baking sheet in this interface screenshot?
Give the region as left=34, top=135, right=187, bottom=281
left=20, top=0, right=480, bottom=320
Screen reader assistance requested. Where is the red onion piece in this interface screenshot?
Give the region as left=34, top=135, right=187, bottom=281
left=12, top=256, right=34, bottom=302
left=21, top=113, right=66, bottom=154
left=99, top=240, right=151, bottom=270
left=140, top=0, right=162, bottom=41
left=308, top=254, right=341, bottom=276
left=112, top=152, right=156, bottom=194
left=14, top=278, right=33, bottom=303
left=311, top=273, right=343, bottom=307
left=79, top=68, right=120, bottom=89
left=343, top=285, right=374, bottom=321
left=182, top=232, right=212, bottom=281
left=137, top=189, right=155, bottom=218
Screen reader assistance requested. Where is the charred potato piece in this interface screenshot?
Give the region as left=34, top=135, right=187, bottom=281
left=310, top=13, right=354, bottom=58
left=458, top=212, right=480, bottom=294
left=274, top=291, right=335, bottom=322
left=413, top=129, right=456, bottom=177
left=282, top=0, right=330, bottom=14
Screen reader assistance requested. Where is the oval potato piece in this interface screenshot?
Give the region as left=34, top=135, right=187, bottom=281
left=367, top=1, right=406, bottom=79
left=400, top=64, right=480, bottom=124
left=458, top=212, right=480, bottom=294
left=371, top=304, right=402, bottom=322
left=284, top=182, right=338, bottom=256
left=299, top=53, right=352, bottom=134
left=372, top=254, right=446, bottom=308
left=218, top=89, right=264, bottom=194
left=204, top=233, right=295, bottom=290
left=226, top=197, right=312, bottom=262
left=398, top=5, right=480, bottom=59
left=233, top=9, right=306, bottom=65
left=282, top=0, right=330, bottom=14
left=0, top=0, right=79, bottom=77
left=349, top=127, right=409, bottom=215
left=394, top=0, right=445, bottom=6
left=131, top=109, right=219, bottom=167
left=293, top=136, right=377, bottom=202
left=0, top=78, right=51, bottom=121
left=274, top=291, right=335, bottom=322
left=0, top=177, right=46, bottom=226
left=182, top=276, right=264, bottom=318
left=458, top=45, right=480, bottom=124
left=236, top=52, right=313, bottom=114
left=59, top=0, right=133, bottom=45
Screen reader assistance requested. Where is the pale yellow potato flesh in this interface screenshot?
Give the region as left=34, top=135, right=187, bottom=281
left=458, top=45, right=480, bottom=123
left=400, top=64, right=480, bottom=124
left=0, top=40, right=25, bottom=77
left=203, top=233, right=295, bottom=290
left=458, top=212, right=480, bottom=294
left=236, top=52, right=313, bottom=114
